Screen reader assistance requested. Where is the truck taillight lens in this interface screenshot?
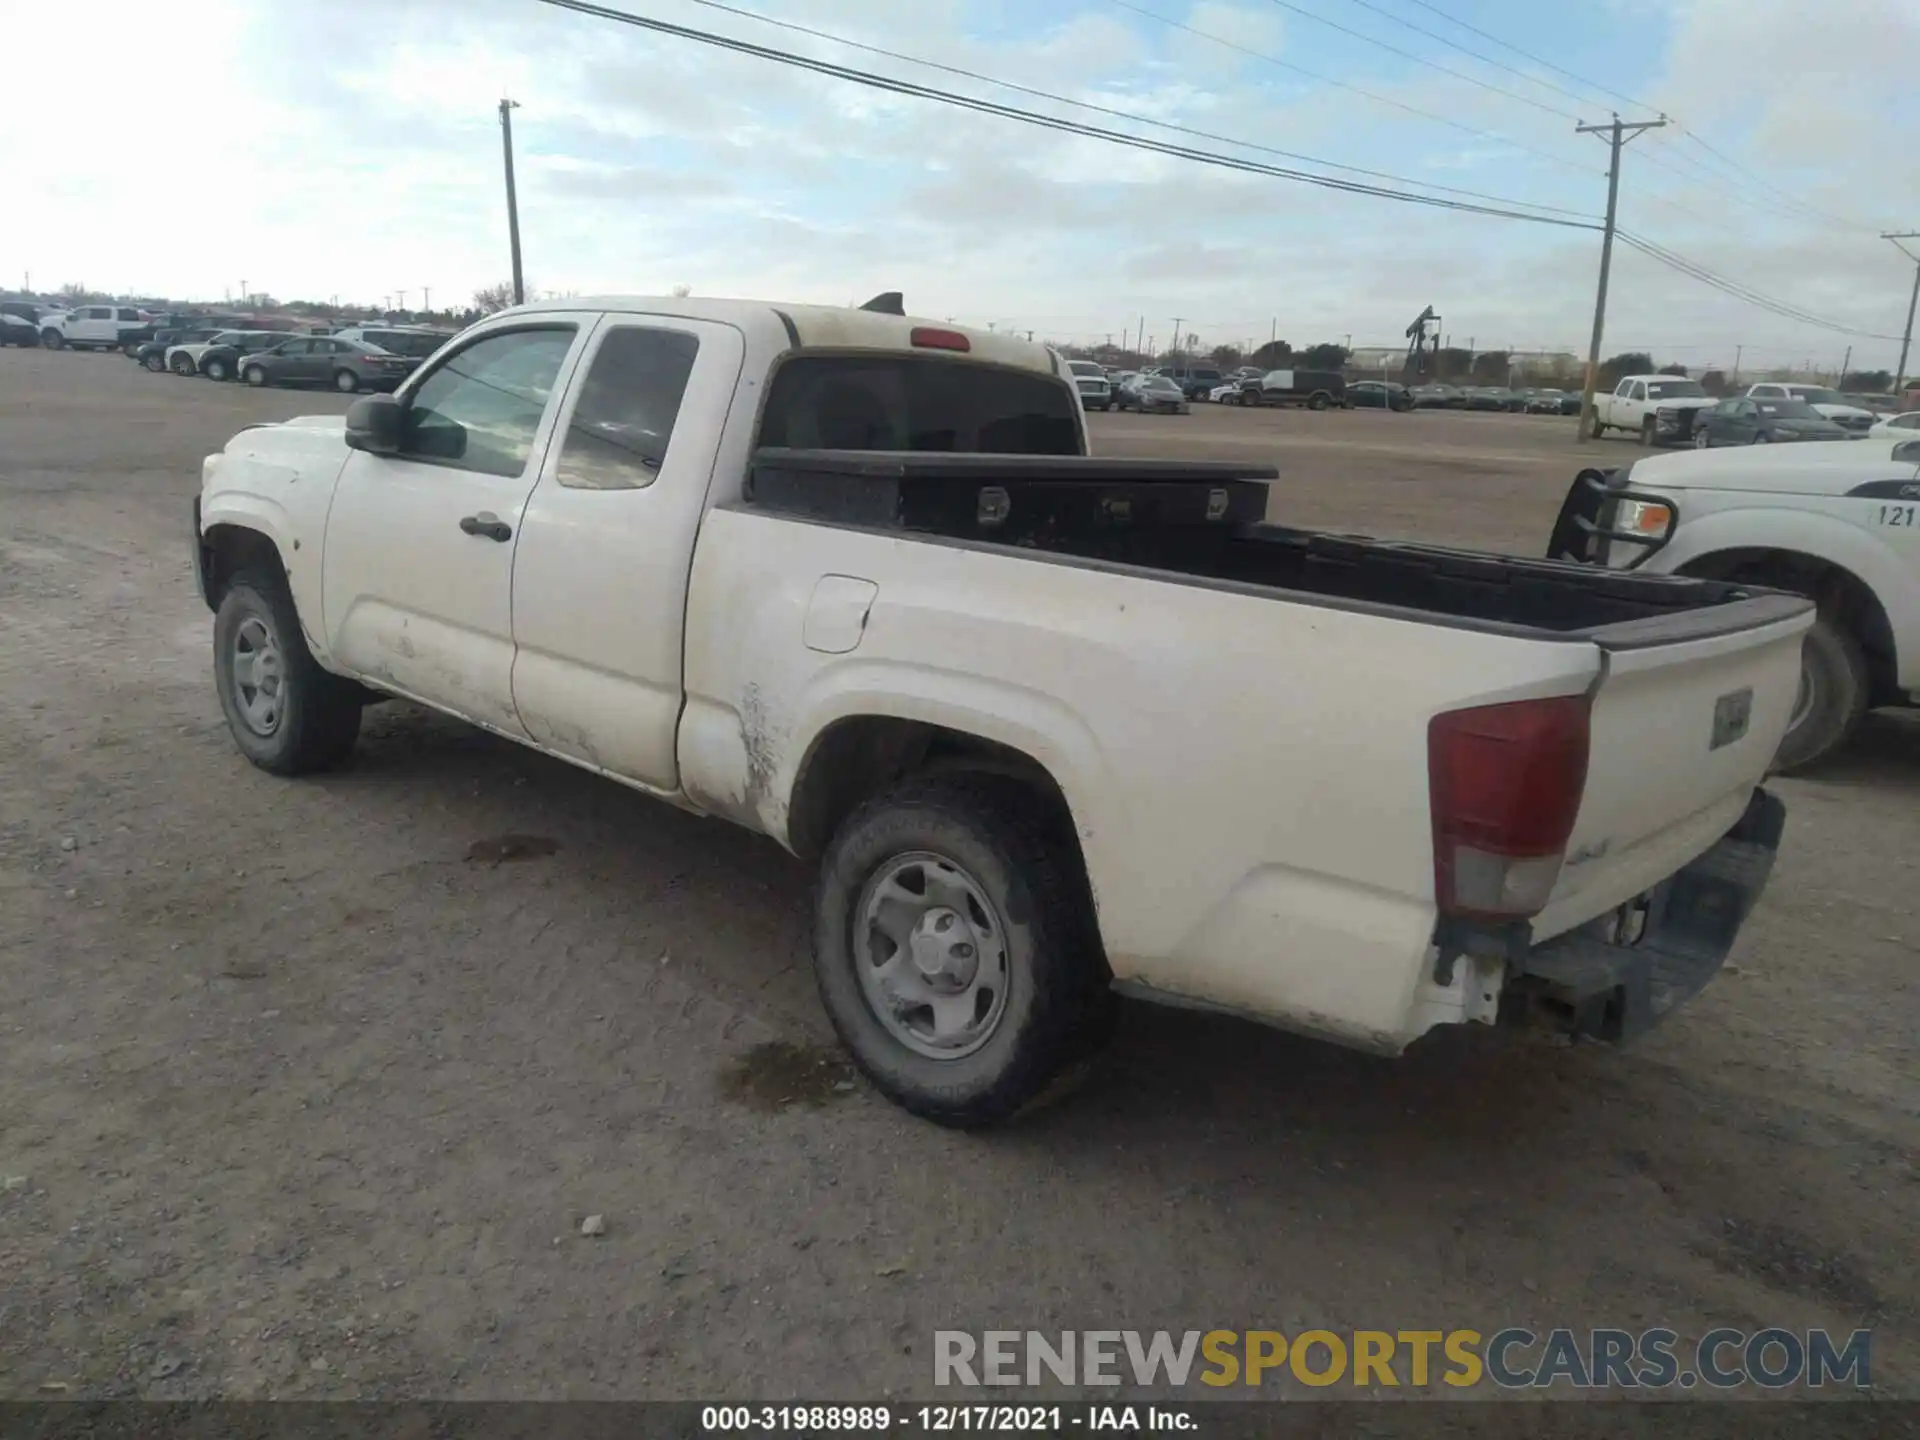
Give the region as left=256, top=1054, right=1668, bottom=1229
left=1428, top=695, right=1591, bottom=920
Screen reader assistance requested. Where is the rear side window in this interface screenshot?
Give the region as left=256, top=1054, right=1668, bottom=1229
left=556, top=326, right=700, bottom=490
left=759, top=355, right=1080, bottom=455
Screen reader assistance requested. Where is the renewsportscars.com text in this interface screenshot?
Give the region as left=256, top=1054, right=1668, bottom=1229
left=934, top=1328, right=1871, bottom=1391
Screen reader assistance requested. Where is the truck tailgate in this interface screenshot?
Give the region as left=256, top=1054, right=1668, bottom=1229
left=1531, top=595, right=1813, bottom=941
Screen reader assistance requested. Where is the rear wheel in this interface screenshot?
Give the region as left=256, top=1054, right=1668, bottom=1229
left=213, top=571, right=362, bottom=776
left=204, top=357, right=229, bottom=382
left=1308, top=392, right=1329, bottom=411
left=1774, top=616, right=1870, bottom=773
left=812, top=776, right=1111, bottom=1128
left=170, top=354, right=196, bottom=376
left=334, top=369, right=361, bottom=393
left=143, top=353, right=166, bottom=373
left=1588, top=411, right=1605, bottom=439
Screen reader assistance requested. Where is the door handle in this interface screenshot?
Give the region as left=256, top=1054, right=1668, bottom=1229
left=460, top=513, right=512, bottom=542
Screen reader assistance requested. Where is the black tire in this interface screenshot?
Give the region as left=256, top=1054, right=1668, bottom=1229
left=170, top=354, right=196, bottom=376
left=244, top=365, right=268, bottom=387
left=1641, top=416, right=1657, bottom=447
left=1773, top=616, right=1869, bottom=774
left=1589, top=411, right=1605, bottom=439
left=1694, top=427, right=1711, bottom=449
left=204, top=357, right=229, bottom=382
left=1308, top=392, right=1329, bottom=411
left=143, top=353, right=166, bottom=373
left=213, top=570, right=362, bottom=776
left=334, top=369, right=361, bottom=394
left=812, top=775, right=1111, bottom=1128
left=40, top=329, right=65, bottom=350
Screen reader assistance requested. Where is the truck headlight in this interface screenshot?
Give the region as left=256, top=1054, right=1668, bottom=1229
left=1614, top=497, right=1672, bottom=540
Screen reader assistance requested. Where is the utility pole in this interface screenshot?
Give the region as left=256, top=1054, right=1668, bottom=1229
left=422, top=286, right=431, bottom=315
left=500, top=98, right=526, bottom=306
left=1884, top=232, right=1920, bottom=395
left=239, top=279, right=248, bottom=307
left=1170, top=318, right=1185, bottom=357
left=1837, top=345, right=1852, bottom=387
left=396, top=289, right=408, bottom=313
left=1575, top=114, right=1668, bottom=444
left=1733, top=344, right=1742, bottom=387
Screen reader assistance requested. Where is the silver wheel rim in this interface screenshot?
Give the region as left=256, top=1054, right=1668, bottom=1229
left=230, top=614, right=287, bottom=736
left=208, top=361, right=225, bottom=380
left=336, top=371, right=355, bottom=391
left=247, top=368, right=263, bottom=385
left=854, top=851, right=1011, bottom=1060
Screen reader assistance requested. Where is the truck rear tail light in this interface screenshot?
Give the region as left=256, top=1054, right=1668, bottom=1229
left=910, top=327, right=970, bottom=353
left=1428, top=694, right=1591, bottom=920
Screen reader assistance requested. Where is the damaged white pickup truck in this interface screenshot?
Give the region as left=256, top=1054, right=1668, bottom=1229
left=195, top=296, right=1808, bottom=1126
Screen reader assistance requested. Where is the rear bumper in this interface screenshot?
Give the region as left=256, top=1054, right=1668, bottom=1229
left=1508, top=787, right=1784, bottom=1043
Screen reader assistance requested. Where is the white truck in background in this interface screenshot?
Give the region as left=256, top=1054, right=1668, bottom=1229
left=38, top=303, right=152, bottom=351
left=1551, top=438, right=1920, bottom=770
left=194, top=295, right=1806, bottom=1126
left=1590, top=374, right=1718, bottom=446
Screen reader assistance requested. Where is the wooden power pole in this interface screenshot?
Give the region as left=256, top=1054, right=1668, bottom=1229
left=1575, top=115, right=1667, bottom=443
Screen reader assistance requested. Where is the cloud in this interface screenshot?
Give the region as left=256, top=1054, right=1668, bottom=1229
left=3, top=0, right=1914, bottom=368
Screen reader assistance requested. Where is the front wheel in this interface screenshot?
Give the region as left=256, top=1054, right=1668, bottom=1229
left=213, top=572, right=362, bottom=775
left=1588, top=412, right=1605, bottom=439
left=143, top=353, right=166, bottom=373
left=1694, top=428, right=1711, bottom=448
left=812, top=776, right=1111, bottom=1128
left=170, top=354, right=196, bottom=376
left=204, top=357, right=229, bottom=382
left=1640, top=417, right=1657, bottom=446
left=1773, top=616, right=1869, bottom=773
left=244, top=365, right=268, bottom=387
left=1307, top=393, right=1329, bottom=411
left=40, top=330, right=65, bottom=350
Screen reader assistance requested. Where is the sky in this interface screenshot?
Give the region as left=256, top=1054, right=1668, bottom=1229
left=6, top=0, right=1918, bottom=372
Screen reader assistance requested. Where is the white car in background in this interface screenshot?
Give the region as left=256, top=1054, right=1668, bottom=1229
left=1066, top=360, right=1111, bottom=412
left=1744, top=383, right=1877, bottom=436
left=1550, top=437, right=1920, bottom=770
left=1869, top=410, right=1920, bottom=440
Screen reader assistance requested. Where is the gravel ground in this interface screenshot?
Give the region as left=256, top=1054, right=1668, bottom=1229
left=1, top=348, right=1915, bottom=1401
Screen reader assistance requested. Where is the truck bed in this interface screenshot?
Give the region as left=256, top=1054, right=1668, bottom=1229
left=745, top=447, right=1805, bottom=642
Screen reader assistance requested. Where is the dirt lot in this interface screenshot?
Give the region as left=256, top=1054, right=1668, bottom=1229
left=1, top=348, right=1915, bottom=1401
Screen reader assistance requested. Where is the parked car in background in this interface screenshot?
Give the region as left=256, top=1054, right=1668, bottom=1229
left=1116, top=373, right=1189, bottom=413
left=1208, top=378, right=1251, bottom=403
left=242, top=336, right=423, bottom=393
left=1525, top=388, right=1573, bottom=414
left=330, top=325, right=455, bottom=360
left=1066, top=360, right=1112, bottom=412
left=1347, top=380, right=1413, bottom=412
left=1744, top=383, right=1877, bottom=436
left=1693, top=397, right=1848, bottom=447
left=1463, top=387, right=1511, bottom=412
left=134, top=328, right=224, bottom=371
left=1592, top=375, right=1717, bottom=445
left=39, top=303, right=151, bottom=350
left=1409, top=383, right=1463, bottom=409
left=168, top=330, right=286, bottom=380
left=1844, top=392, right=1900, bottom=415
left=1867, top=410, right=1920, bottom=439
left=1549, top=437, right=1918, bottom=771
left=0, top=302, right=45, bottom=347
left=1250, top=368, right=1346, bottom=410
left=1159, top=365, right=1224, bottom=401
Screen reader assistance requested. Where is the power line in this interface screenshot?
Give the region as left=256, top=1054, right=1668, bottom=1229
left=1672, top=128, right=1882, bottom=234
left=1331, top=0, right=1606, bottom=113
left=666, top=0, right=1595, bottom=220
left=1616, top=231, right=1903, bottom=340
left=1369, top=0, right=1652, bottom=113
left=1256, top=0, right=1583, bottom=122
left=1105, top=0, right=1600, bottom=178
left=530, top=0, right=1603, bottom=229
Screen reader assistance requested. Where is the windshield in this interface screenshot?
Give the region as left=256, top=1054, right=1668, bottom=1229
left=1758, top=400, right=1823, bottom=420
left=1144, top=377, right=1181, bottom=393
left=1790, top=387, right=1844, bottom=406
left=1645, top=380, right=1706, bottom=398
left=759, top=354, right=1080, bottom=454
left=1068, top=361, right=1104, bottom=377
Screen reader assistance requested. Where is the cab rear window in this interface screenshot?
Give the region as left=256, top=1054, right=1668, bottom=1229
left=759, top=355, right=1081, bottom=455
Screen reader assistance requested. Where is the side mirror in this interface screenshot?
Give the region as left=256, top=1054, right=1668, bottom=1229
left=344, top=393, right=404, bottom=455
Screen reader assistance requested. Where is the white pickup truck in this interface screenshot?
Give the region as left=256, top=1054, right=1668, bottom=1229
left=1591, top=374, right=1718, bottom=446
left=38, top=302, right=151, bottom=351
left=1550, top=438, right=1920, bottom=770
left=194, top=296, right=1808, bottom=1126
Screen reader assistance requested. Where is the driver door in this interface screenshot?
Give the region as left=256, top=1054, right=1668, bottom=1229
left=320, top=320, right=584, bottom=735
